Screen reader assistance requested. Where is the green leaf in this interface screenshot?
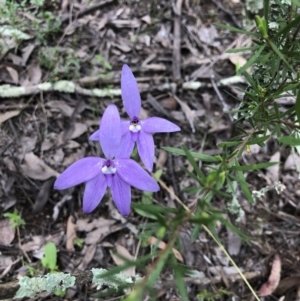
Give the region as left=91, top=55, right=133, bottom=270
left=275, top=14, right=300, bottom=39
left=237, top=45, right=266, bottom=75
left=225, top=46, right=259, bottom=53
left=217, top=140, right=243, bottom=148
left=268, top=40, right=294, bottom=72
left=174, top=266, right=189, bottom=301
left=214, top=23, right=259, bottom=36
left=183, top=146, right=206, bottom=183
left=230, top=161, right=278, bottom=171
left=247, top=135, right=271, bottom=145
left=278, top=136, right=300, bottom=146
left=41, top=242, right=57, bottom=272
left=162, top=146, right=219, bottom=162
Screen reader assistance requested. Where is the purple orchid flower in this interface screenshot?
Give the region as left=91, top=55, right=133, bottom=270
left=90, top=64, right=181, bottom=171
left=54, top=104, right=159, bottom=216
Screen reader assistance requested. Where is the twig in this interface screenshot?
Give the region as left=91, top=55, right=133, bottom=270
left=61, top=0, right=116, bottom=23
left=210, top=0, right=241, bottom=28
left=172, top=0, right=183, bottom=81
left=0, top=76, right=246, bottom=98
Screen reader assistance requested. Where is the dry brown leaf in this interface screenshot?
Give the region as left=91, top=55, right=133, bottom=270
left=20, top=235, right=44, bottom=252
left=0, top=110, right=20, bottom=124
left=84, top=220, right=116, bottom=245
left=141, top=15, right=152, bottom=24
left=6, top=66, right=19, bottom=84
left=0, top=255, right=13, bottom=270
left=0, top=219, right=15, bottom=246
left=46, top=101, right=74, bottom=117
left=77, top=217, right=116, bottom=232
left=148, top=236, right=184, bottom=262
left=174, top=96, right=196, bottom=133
left=110, top=244, right=135, bottom=277
left=156, top=149, right=168, bottom=169
left=77, top=244, right=97, bottom=271
left=27, top=62, right=42, bottom=85
left=266, top=152, right=280, bottom=183
left=229, top=55, right=247, bottom=70
left=284, top=153, right=300, bottom=170
left=259, top=254, right=281, bottom=296
left=66, top=215, right=77, bottom=251
left=21, top=152, right=59, bottom=180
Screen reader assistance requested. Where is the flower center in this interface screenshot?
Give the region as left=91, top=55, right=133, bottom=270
left=129, top=116, right=141, bottom=132
left=101, top=160, right=117, bottom=174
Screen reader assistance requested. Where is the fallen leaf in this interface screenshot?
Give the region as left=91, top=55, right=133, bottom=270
left=110, top=244, right=135, bottom=277
left=0, top=110, right=20, bottom=124
left=229, top=55, right=247, bottom=70
left=198, top=25, right=220, bottom=47
left=27, top=62, right=42, bottom=85
left=85, top=221, right=117, bottom=245
left=0, top=219, right=15, bottom=245
left=32, top=177, right=55, bottom=213
left=227, top=228, right=242, bottom=256
left=77, top=244, right=96, bottom=271
left=46, top=100, right=74, bottom=117
left=77, top=217, right=116, bottom=232
left=284, top=153, right=300, bottom=170
left=148, top=236, right=184, bottom=262
left=66, top=215, right=77, bottom=251
left=259, top=254, right=281, bottom=296
left=141, top=15, right=152, bottom=24
left=266, top=152, right=280, bottom=183
left=21, top=152, right=59, bottom=180
left=0, top=255, right=13, bottom=270
left=174, top=96, right=196, bottom=133
left=6, top=67, right=19, bottom=84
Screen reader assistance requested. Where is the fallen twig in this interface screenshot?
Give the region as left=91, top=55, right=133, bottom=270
left=0, top=76, right=245, bottom=98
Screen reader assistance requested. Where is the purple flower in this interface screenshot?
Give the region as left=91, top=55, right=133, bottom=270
left=54, top=104, right=159, bottom=216
left=90, top=65, right=180, bottom=171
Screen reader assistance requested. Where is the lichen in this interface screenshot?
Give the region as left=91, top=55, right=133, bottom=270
left=0, top=86, right=26, bottom=98
left=53, top=80, right=75, bottom=93
left=14, top=273, right=75, bottom=299
left=91, top=268, right=139, bottom=290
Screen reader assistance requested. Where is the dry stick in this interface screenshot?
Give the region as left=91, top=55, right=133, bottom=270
left=0, top=76, right=245, bottom=98
left=172, top=0, right=183, bottom=81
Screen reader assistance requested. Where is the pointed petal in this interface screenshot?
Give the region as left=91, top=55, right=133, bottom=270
left=137, top=131, right=155, bottom=172
left=121, top=64, right=141, bottom=118
left=89, top=129, right=100, bottom=141
left=83, top=174, right=107, bottom=213
left=54, top=157, right=103, bottom=190
left=115, top=131, right=135, bottom=159
left=121, top=120, right=130, bottom=135
left=141, top=117, right=181, bottom=133
left=116, top=158, right=160, bottom=192
left=111, top=173, right=131, bottom=216
left=100, top=104, right=121, bottom=159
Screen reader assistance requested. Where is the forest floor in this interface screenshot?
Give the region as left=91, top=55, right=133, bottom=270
left=1, top=0, right=300, bottom=300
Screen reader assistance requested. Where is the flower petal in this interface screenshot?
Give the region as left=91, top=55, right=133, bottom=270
left=100, top=104, right=121, bottom=159
left=115, top=131, right=135, bottom=159
left=121, top=64, right=141, bottom=118
left=89, top=129, right=100, bottom=141
left=121, top=120, right=130, bottom=135
left=54, top=157, right=103, bottom=190
left=83, top=174, right=107, bottom=213
left=137, top=131, right=155, bottom=172
left=111, top=173, right=131, bottom=216
left=116, top=158, right=160, bottom=192
left=141, top=117, right=180, bottom=133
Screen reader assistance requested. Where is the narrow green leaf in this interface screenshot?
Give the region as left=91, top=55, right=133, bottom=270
left=174, top=268, right=189, bottom=301
left=247, top=135, right=271, bottom=145
left=278, top=136, right=300, bottom=146
left=276, top=14, right=300, bottom=39
left=183, top=146, right=206, bottom=183
left=268, top=40, right=294, bottom=72
left=237, top=45, right=266, bottom=75
left=162, top=146, right=219, bottom=162
left=217, top=141, right=243, bottom=148
left=214, top=23, right=259, bottom=36
left=264, top=0, right=270, bottom=27
left=230, top=161, right=278, bottom=171
left=225, top=46, right=259, bottom=53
